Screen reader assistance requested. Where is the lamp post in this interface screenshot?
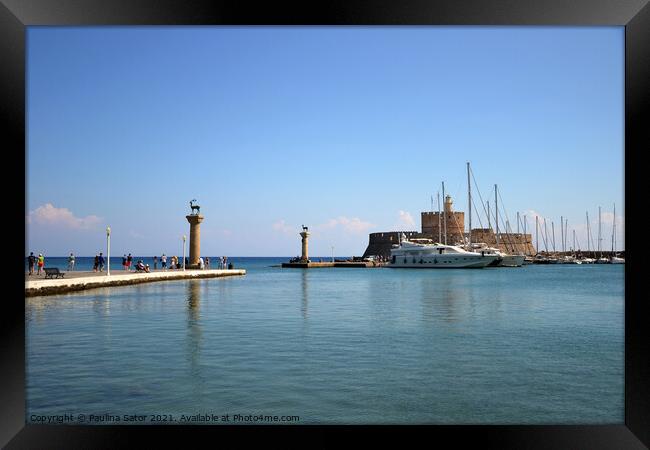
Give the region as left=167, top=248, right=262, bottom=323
left=182, top=235, right=186, bottom=271
left=331, top=245, right=334, bottom=263
left=106, top=226, right=111, bottom=276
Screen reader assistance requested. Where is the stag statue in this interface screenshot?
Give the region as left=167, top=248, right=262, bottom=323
left=189, top=199, right=201, bottom=215
left=302, top=224, right=308, bottom=232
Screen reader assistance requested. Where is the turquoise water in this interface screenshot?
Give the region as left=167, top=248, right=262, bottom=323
left=25, top=259, right=624, bottom=424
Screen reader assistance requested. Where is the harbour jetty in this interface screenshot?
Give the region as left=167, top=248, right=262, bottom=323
left=281, top=225, right=382, bottom=268
left=25, top=269, right=246, bottom=297
left=281, top=260, right=376, bottom=268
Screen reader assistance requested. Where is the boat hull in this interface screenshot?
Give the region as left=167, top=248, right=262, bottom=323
left=497, top=255, right=525, bottom=267
left=488, top=257, right=503, bottom=267
left=388, top=255, right=498, bottom=269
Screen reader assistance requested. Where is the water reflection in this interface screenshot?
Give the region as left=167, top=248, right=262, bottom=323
left=91, top=291, right=111, bottom=318
left=418, top=272, right=505, bottom=325
left=301, top=270, right=308, bottom=319
left=419, top=275, right=460, bottom=324
left=186, top=280, right=203, bottom=390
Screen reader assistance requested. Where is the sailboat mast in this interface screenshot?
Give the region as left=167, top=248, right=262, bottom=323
left=535, top=216, right=539, bottom=254
left=585, top=211, right=591, bottom=252
left=487, top=201, right=490, bottom=230
left=495, top=185, right=499, bottom=247
left=523, top=215, right=527, bottom=255
left=560, top=216, right=564, bottom=252
left=544, top=218, right=549, bottom=253
left=467, top=162, right=471, bottom=247
left=442, top=181, right=447, bottom=245
left=612, top=203, right=616, bottom=253
left=598, top=206, right=602, bottom=255
left=517, top=211, right=520, bottom=234
left=565, top=218, right=568, bottom=253
left=437, top=191, right=441, bottom=243
left=551, top=221, right=556, bottom=253
left=573, top=229, right=576, bottom=253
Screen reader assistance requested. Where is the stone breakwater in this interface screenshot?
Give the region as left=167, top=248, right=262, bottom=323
left=25, top=269, right=246, bottom=297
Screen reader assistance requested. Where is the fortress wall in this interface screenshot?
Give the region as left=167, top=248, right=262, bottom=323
left=362, top=231, right=422, bottom=259
left=470, top=228, right=535, bottom=255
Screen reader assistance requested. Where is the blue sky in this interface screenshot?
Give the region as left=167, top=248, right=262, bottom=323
left=26, top=26, right=624, bottom=256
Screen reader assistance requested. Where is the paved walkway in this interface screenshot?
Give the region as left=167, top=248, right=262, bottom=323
left=24, top=268, right=211, bottom=281
left=25, top=268, right=246, bottom=297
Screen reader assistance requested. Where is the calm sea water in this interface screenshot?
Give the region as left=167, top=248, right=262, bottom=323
left=25, top=259, right=624, bottom=424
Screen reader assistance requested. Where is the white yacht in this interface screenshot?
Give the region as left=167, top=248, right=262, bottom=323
left=466, top=243, right=525, bottom=267
left=610, top=255, right=625, bottom=264
left=389, top=235, right=499, bottom=268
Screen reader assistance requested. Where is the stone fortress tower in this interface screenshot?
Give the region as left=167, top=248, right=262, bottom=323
left=421, top=195, right=465, bottom=244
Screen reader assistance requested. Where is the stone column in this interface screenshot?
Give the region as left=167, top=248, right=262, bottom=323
left=186, top=214, right=204, bottom=268
left=300, top=230, right=310, bottom=262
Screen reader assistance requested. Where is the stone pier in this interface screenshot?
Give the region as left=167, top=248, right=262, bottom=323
left=25, top=269, right=246, bottom=297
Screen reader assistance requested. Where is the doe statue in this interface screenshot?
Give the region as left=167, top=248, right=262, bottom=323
left=189, top=199, right=201, bottom=215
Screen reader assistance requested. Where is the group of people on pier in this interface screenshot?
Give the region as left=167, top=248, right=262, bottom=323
left=27, top=251, right=233, bottom=275
left=26, top=252, right=45, bottom=276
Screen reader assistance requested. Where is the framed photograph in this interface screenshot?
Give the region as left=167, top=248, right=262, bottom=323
left=4, top=0, right=648, bottom=447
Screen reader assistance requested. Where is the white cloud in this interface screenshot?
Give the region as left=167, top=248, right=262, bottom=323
left=27, top=203, right=102, bottom=230
left=314, top=216, right=376, bottom=234
left=396, top=210, right=415, bottom=229
left=272, top=219, right=294, bottom=234
left=520, top=209, right=544, bottom=225
left=129, top=230, right=144, bottom=239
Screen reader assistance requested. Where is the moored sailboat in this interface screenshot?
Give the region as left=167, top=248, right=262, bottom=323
left=609, top=203, right=624, bottom=264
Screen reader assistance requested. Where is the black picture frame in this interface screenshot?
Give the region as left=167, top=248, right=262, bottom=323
left=3, top=1, right=648, bottom=447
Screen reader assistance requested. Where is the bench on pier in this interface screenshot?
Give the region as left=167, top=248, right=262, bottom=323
left=44, top=267, right=65, bottom=279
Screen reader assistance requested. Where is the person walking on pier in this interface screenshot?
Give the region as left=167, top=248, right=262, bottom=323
left=127, top=253, right=133, bottom=271
left=98, top=252, right=105, bottom=272
left=93, top=254, right=99, bottom=272
left=153, top=255, right=158, bottom=270
left=37, top=253, right=45, bottom=275
left=199, top=256, right=205, bottom=270
left=161, top=254, right=167, bottom=270
left=27, top=252, right=36, bottom=275
left=205, top=257, right=210, bottom=269
left=122, top=254, right=127, bottom=271
left=68, top=253, right=75, bottom=271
